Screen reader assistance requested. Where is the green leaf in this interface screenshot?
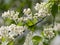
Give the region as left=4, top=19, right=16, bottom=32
left=2, top=37, right=6, bottom=42
left=26, top=19, right=34, bottom=26
left=17, top=21, right=24, bottom=26
left=29, top=26, right=36, bottom=32
left=51, top=2, right=58, bottom=17
left=58, top=5, right=60, bottom=11
left=4, top=18, right=15, bottom=25
left=32, top=18, right=38, bottom=24
left=51, top=2, right=58, bottom=27
left=43, top=39, right=49, bottom=45
left=32, top=36, right=42, bottom=45
left=14, top=37, right=25, bottom=45
left=7, top=40, right=14, bottom=45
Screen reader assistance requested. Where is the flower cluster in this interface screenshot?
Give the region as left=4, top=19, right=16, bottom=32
left=2, top=2, right=51, bottom=24
left=16, top=8, right=33, bottom=22
left=1, top=2, right=53, bottom=40
left=2, top=10, right=19, bottom=21
left=1, top=2, right=53, bottom=42
left=0, top=24, right=27, bottom=40
left=34, top=2, right=46, bottom=11
left=43, top=27, right=55, bottom=39
left=23, top=8, right=31, bottom=15
left=23, top=8, right=33, bottom=21
left=22, top=2, right=51, bottom=22
left=34, top=2, right=51, bottom=18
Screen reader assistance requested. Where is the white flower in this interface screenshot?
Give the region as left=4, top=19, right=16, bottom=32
left=0, top=26, right=9, bottom=37
left=0, top=24, right=27, bottom=40
left=8, top=24, right=27, bottom=39
left=33, top=2, right=51, bottom=19
left=2, top=10, right=19, bottom=21
left=16, top=8, right=33, bottom=22
left=44, top=27, right=55, bottom=39
left=17, top=17, right=23, bottom=22
left=2, top=10, right=10, bottom=19
left=23, top=8, right=31, bottom=15
left=23, top=15, right=32, bottom=21
left=34, top=3, right=40, bottom=11
left=34, top=2, right=46, bottom=11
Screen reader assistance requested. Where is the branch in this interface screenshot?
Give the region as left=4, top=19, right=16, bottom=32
left=29, top=16, right=46, bottom=27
